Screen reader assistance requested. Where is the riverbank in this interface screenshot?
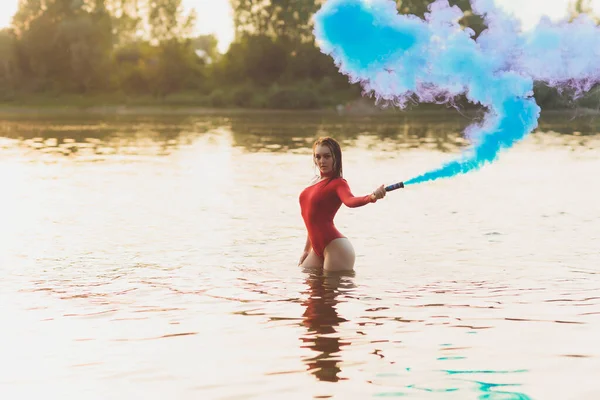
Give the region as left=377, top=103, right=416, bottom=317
left=0, top=96, right=441, bottom=117
left=0, top=95, right=598, bottom=118
left=0, top=88, right=362, bottom=115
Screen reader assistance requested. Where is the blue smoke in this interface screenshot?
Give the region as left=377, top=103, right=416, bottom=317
left=314, top=0, right=600, bottom=185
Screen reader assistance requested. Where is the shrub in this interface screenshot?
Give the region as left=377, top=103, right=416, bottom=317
left=232, top=85, right=255, bottom=107
left=209, top=89, right=230, bottom=107
left=266, top=86, right=320, bottom=109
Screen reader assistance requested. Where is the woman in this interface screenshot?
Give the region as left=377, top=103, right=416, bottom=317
left=298, top=137, right=386, bottom=271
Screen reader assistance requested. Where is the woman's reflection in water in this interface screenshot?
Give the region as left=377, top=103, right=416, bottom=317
left=300, top=268, right=356, bottom=382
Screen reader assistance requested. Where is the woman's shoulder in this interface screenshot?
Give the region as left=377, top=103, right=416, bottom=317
left=301, top=176, right=325, bottom=192
left=308, top=176, right=321, bottom=185
left=322, top=177, right=348, bottom=191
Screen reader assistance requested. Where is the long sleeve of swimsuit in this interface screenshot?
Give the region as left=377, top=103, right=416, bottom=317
left=335, top=179, right=375, bottom=208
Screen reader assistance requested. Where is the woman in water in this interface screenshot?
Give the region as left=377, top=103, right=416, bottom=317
left=298, top=137, right=386, bottom=272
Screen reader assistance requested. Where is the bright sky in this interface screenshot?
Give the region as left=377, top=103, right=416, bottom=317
left=0, top=0, right=598, bottom=52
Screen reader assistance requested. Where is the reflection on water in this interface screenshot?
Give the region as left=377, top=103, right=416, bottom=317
left=298, top=269, right=535, bottom=398
left=2, top=111, right=599, bottom=159
left=1, top=111, right=600, bottom=399
left=301, top=269, right=355, bottom=383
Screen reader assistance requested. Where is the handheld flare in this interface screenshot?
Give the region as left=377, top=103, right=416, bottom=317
left=385, top=182, right=404, bottom=192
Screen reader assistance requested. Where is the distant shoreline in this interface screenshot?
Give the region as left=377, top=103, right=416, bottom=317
left=0, top=103, right=457, bottom=117
left=0, top=103, right=598, bottom=118
left=0, top=105, right=327, bottom=116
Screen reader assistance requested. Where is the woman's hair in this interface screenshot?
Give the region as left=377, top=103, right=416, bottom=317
left=313, top=137, right=343, bottom=179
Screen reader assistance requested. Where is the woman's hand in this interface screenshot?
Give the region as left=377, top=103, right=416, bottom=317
left=370, top=184, right=386, bottom=201
left=298, top=250, right=310, bottom=266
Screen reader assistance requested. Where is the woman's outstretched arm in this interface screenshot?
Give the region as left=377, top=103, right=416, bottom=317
left=335, top=179, right=385, bottom=208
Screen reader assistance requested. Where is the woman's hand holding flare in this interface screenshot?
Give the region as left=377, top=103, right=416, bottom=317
left=370, top=184, right=386, bottom=202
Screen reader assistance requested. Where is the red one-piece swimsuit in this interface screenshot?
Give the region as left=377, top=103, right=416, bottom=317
left=299, top=177, right=375, bottom=257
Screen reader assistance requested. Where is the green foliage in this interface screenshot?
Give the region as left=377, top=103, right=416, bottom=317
left=266, top=85, right=320, bottom=109
left=396, top=0, right=487, bottom=37
left=148, top=0, right=196, bottom=43
left=192, top=34, right=219, bottom=62
left=0, top=29, right=20, bottom=98
left=106, top=0, right=144, bottom=46
left=576, top=85, right=600, bottom=109
left=112, top=42, right=155, bottom=94
left=285, top=42, right=340, bottom=81
left=10, top=0, right=114, bottom=92
left=219, top=35, right=289, bottom=86
left=209, top=88, right=230, bottom=107
left=231, top=85, right=256, bottom=107
left=154, top=40, right=205, bottom=96
left=533, top=83, right=573, bottom=109
left=230, top=0, right=319, bottom=42
left=3, top=0, right=599, bottom=110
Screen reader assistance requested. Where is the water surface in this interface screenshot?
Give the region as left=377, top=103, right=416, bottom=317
left=1, top=111, right=599, bottom=399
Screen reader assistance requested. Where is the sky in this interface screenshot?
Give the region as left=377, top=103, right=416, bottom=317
left=0, top=0, right=598, bottom=52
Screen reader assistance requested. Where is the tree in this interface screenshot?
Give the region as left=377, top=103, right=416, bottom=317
left=218, top=34, right=288, bottom=85
left=569, top=0, right=598, bottom=23
left=105, top=0, right=144, bottom=46
left=12, top=0, right=113, bottom=92
left=191, top=34, right=219, bottom=62
left=12, top=0, right=45, bottom=36
left=148, top=0, right=196, bottom=43
left=396, top=0, right=487, bottom=37
left=58, top=6, right=114, bottom=91
left=230, top=0, right=319, bottom=43
left=153, top=39, right=205, bottom=96
left=145, top=0, right=203, bottom=96
left=0, top=29, right=20, bottom=95
left=227, top=0, right=330, bottom=86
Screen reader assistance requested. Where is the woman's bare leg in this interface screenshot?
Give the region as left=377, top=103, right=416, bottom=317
left=299, top=249, right=324, bottom=270
left=323, top=238, right=356, bottom=272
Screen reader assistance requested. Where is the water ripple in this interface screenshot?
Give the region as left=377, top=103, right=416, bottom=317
left=1, top=114, right=599, bottom=399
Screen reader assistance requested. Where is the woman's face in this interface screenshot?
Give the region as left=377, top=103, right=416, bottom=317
left=314, top=144, right=334, bottom=176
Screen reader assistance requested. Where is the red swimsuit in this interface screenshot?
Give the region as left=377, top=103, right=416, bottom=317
left=299, top=177, right=374, bottom=257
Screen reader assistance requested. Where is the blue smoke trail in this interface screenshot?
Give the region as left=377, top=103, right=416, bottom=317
left=313, top=0, right=600, bottom=185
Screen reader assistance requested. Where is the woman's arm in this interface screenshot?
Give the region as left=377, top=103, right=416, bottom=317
left=335, top=179, right=377, bottom=208
left=299, top=234, right=312, bottom=265
left=303, top=234, right=311, bottom=252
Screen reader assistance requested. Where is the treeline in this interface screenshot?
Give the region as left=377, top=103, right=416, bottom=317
left=0, top=0, right=598, bottom=110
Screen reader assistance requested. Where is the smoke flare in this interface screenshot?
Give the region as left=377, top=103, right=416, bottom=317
left=314, top=0, right=600, bottom=185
